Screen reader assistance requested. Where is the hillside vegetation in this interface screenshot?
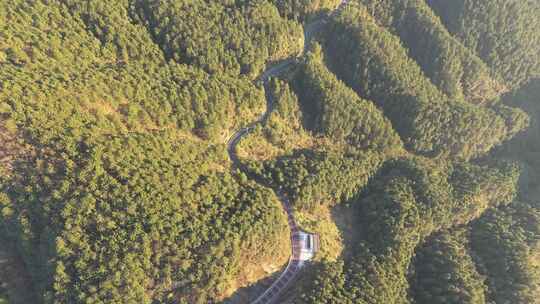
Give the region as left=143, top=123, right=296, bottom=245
left=270, top=0, right=342, bottom=21
left=0, top=0, right=538, bottom=303
left=320, top=3, right=528, bottom=160
left=296, top=158, right=520, bottom=304
left=293, top=44, right=402, bottom=153
left=411, top=229, right=488, bottom=304
left=358, top=0, right=505, bottom=104
left=0, top=0, right=293, bottom=303
left=132, top=0, right=303, bottom=78
left=428, top=0, right=540, bottom=89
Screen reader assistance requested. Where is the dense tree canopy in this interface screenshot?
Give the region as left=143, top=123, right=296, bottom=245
left=296, top=157, right=520, bottom=304
left=0, top=132, right=290, bottom=303
left=293, top=44, right=402, bottom=153
left=319, top=3, right=529, bottom=160
left=357, top=0, right=506, bottom=104
left=133, top=0, right=303, bottom=78
left=411, top=230, right=487, bottom=304
left=270, top=0, right=342, bottom=21
left=470, top=200, right=540, bottom=304
left=428, top=0, right=540, bottom=89
left=0, top=0, right=538, bottom=303
left=0, top=0, right=293, bottom=302
left=245, top=149, right=384, bottom=211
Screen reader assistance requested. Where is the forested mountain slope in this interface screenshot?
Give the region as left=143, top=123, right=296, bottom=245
left=0, top=0, right=538, bottom=304
left=296, top=158, right=520, bottom=303
left=132, top=0, right=303, bottom=78
left=0, top=1, right=292, bottom=303
left=411, top=229, right=488, bottom=304
left=270, top=0, right=342, bottom=21
left=357, top=0, right=505, bottom=104
left=319, top=3, right=528, bottom=160
left=293, top=44, right=402, bottom=153
left=470, top=200, right=540, bottom=304
left=427, top=0, right=540, bottom=90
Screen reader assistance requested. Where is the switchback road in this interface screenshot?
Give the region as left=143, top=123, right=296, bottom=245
left=226, top=2, right=349, bottom=303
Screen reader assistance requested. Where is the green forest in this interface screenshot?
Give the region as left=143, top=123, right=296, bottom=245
left=0, top=0, right=538, bottom=303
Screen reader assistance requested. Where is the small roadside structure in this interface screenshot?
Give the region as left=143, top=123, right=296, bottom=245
left=296, top=231, right=319, bottom=261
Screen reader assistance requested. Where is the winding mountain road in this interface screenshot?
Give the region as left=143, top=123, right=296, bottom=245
left=226, top=2, right=349, bottom=303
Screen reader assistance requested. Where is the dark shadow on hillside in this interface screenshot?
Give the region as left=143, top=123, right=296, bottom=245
left=0, top=236, right=39, bottom=304
left=329, top=203, right=365, bottom=260
left=220, top=265, right=284, bottom=304
left=478, top=78, right=540, bottom=201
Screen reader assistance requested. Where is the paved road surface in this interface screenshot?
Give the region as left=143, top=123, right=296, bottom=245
left=226, top=2, right=350, bottom=303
